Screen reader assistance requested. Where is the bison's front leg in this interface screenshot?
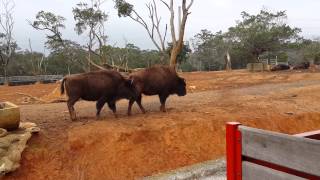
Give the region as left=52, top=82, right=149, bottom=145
left=107, top=101, right=118, bottom=118
left=127, top=99, right=135, bottom=116
left=128, top=95, right=146, bottom=116
left=159, top=94, right=168, bottom=112
left=136, top=95, right=146, bottom=114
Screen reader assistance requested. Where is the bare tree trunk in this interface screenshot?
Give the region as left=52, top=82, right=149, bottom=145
left=162, top=0, right=194, bottom=68
left=169, top=48, right=179, bottom=68
left=88, top=52, right=91, bottom=72
left=3, top=67, right=8, bottom=84
left=117, top=0, right=168, bottom=64
left=67, top=65, right=71, bottom=75
left=225, top=50, right=232, bottom=71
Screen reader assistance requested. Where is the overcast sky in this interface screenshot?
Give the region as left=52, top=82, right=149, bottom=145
left=10, top=0, right=320, bottom=52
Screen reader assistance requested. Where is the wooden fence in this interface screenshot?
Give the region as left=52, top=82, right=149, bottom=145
left=260, top=58, right=289, bottom=66
left=226, top=122, right=320, bottom=180
left=0, top=75, right=63, bottom=86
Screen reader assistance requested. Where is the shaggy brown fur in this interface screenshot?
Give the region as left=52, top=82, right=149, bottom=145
left=61, top=70, right=137, bottom=120
left=127, top=66, right=186, bottom=115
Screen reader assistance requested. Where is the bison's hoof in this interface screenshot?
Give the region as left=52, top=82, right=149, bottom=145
left=160, top=107, right=166, bottom=112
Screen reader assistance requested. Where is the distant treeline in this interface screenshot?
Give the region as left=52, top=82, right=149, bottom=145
left=2, top=5, right=320, bottom=76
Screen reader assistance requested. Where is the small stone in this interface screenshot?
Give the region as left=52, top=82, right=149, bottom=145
left=189, top=86, right=196, bottom=90
left=28, top=127, right=40, bottom=133
left=285, top=112, right=294, bottom=115
left=19, top=122, right=37, bottom=129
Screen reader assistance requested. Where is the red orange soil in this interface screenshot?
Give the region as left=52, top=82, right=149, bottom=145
left=2, top=70, right=320, bottom=180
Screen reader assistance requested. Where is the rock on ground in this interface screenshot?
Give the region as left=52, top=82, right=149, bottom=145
left=0, top=122, right=39, bottom=176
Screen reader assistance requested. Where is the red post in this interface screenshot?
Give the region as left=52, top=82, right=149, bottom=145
left=226, top=122, right=242, bottom=180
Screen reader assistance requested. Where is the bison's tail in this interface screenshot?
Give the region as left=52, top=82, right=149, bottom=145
left=60, top=78, right=66, bottom=95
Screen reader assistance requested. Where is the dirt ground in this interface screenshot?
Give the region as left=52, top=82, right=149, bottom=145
left=1, top=69, right=320, bottom=180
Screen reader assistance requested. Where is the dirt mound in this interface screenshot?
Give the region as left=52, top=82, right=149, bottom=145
left=41, top=84, right=67, bottom=103
left=65, top=118, right=223, bottom=179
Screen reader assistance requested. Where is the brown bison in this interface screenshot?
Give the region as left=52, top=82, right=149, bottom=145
left=270, top=64, right=290, bottom=71
left=293, top=62, right=310, bottom=70
left=60, top=70, right=137, bottom=120
left=127, top=66, right=186, bottom=115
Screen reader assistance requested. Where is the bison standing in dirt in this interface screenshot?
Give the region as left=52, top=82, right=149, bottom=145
left=270, top=64, right=290, bottom=71
left=293, top=62, right=310, bottom=70
left=127, top=66, right=187, bottom=115
left=60, top=70, right=137, bottom=120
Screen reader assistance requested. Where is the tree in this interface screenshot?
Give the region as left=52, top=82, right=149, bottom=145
left=166, top=41, right=191, bottom=65
left=0, top=0, right=16, bottom=81
left=30, top=11, right=93, bottom=74
left=115, top=0, right=194, bottom=67
left=115, top=0, right=168, bottom=63
left=160, top=0, right=194, bottom=67
left=28, top=39, right=48, bottom=75
left=227, top=9, right=301, bottom=62
left=30, top=11, right=66, bottom=49
left=302, top=38, right=320, bottom=64
left=191, top=30, right=227, bottom=71
left=73, top=0, right=108, bottom=71
left=48, top=41, right=88, bottom=74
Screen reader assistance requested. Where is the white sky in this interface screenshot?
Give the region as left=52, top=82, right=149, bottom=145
left=10, top=0, right=320, bottom=52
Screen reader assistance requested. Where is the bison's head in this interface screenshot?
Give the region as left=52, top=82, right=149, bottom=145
left=176, top=77, right=187, bottom=96
left=117, top=79, right=138, bottom=101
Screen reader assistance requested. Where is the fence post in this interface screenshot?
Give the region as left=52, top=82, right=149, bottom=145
left=226, top=122, right=242, bottom=180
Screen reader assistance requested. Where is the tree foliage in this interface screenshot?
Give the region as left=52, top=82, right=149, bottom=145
left=0, top=0, right=17, bottom=80
left=73, top=1, right=108, bottom=35
left=73, top=0, right=109, bottom=71
left=227, top=9, right=301, bottom=62
left=30, top=11, right=66, bottom=49
left=114, top=0, right=133, bottom=17
left=166, top=42, right=191, bottom=64
left=302, top=39, right=320, bottom=64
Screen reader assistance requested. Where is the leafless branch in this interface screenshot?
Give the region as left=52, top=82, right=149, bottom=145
left=186, top=0, right=194, bottom=10
left=159, top=0, right=170, bottom=9
left=123, top=1, right=167, bottom=58
left=169, top=0, right=176, bottom=45
left=0, top=0, right=15, bottom=77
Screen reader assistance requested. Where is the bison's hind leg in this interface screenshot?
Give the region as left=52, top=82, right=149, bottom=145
left=67, top=97, right=79, bottom=121
left=127, top=95, right=146, bottom=116
left=96, top=97, right=107, bottom=119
